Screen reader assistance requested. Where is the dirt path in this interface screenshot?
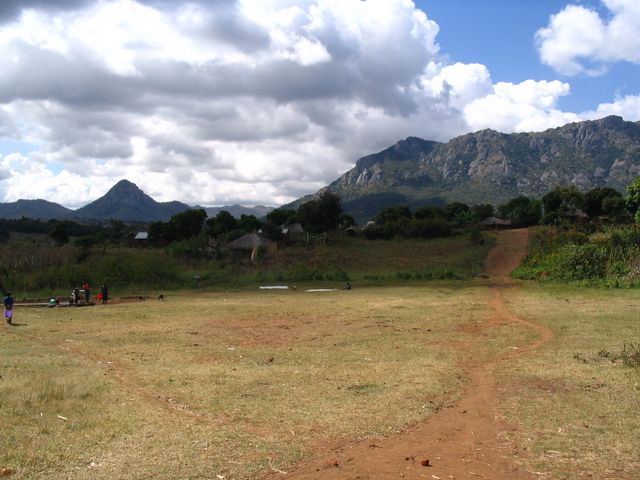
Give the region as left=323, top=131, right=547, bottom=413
left=280, top=229, right=554, bottom=480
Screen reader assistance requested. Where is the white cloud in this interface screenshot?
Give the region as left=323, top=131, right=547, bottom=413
left=586, top=94, right=640, bottom=120
left=536, top=0, right=640, bottom=76
left=463, top=80, right=579, bottom=133
left=0, top=0, right=637, bottom=209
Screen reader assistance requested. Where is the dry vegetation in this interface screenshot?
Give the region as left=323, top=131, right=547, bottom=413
left=0, top=285, right=490, bottom=479
left=1, top=235, right=639, bottom=479
left=498, top=286, right=640, bottom=479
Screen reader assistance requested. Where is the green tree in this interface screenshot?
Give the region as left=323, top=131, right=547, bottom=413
left=49, top=222, right=69, bottom=245
left=0, top=226, right=9, bottom=244
left=266, top=208, right=296, bottom=226
left=445, top=202, right=471, bottom=225
left=471, top=204, right=495, bottom=222
left=205, top=210, right=238, bottom=237
left=626, top=176, right=640, bottom=218
left=167, top=209, right=207, bottom=241
left=238, top=214, right=262, bottom=232
left=148, top=221, right=167, bottom=245
left=261, top=222, right=282, bottom=241
left=583, top=187, right=623, bottom=217
left=297, top=192, right=344, bottom=234
left=414, top=205, right=446, bottom=220
left=374, top=205, right=412, bottom=225
left=542, top=185, right=584, bottom=224
left=498, top=196, right=542, bottom=227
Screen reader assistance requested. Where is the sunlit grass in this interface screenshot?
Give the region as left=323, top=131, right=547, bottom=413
left=497, top=286, right=640, bottom=479
left=0, top=286, right=489, bottom=479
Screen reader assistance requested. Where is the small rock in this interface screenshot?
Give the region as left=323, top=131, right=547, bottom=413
left=421, top=458, right=431, bottom=467
left=327, top=458, right=339, bottom=468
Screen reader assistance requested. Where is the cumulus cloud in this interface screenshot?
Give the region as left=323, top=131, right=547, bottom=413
left=536, top=0, right=640, bottom=76
left=463, top=80, right=580, bottom=133
left=0, top=0, right=636, bottom=209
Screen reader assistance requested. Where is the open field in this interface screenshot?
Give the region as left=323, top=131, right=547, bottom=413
left=1, top=230, right=639, bottom=479
left=0, top=284, right=491, bottom=479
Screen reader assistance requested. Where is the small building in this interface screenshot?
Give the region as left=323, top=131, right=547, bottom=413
left=477, top=217, right=512, bottom=229
left=281, top=222, right=305, bottom=245
left=564, top=209, right=589, bottom=223
left=132, top=231, right=149, bottom=247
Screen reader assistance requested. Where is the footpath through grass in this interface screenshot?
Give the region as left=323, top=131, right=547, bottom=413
left=498, top=285, right=640, bottom=479
left=0, top=285, right=490, bottom=479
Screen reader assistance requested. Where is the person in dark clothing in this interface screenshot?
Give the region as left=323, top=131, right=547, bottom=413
left=3, top=292, right=14, bottom=325
left=82, top=281, right=90, bottom=303
left=100, top=284, right=109, bottom=304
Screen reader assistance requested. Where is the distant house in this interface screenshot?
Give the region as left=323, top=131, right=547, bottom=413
left=132, top=231, right=149, bottom=247
left=227, top=233, right=277, bottom=261
left=281, top=222, right=304, bottom=245
left=564, top=209, right=589, bottom=223
left=283, top=223, right=304, bottom=234
left=477, top=217, right=512, bottom=229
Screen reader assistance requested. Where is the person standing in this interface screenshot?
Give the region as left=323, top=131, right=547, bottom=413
left=82, top=281, right=90, bottom=303
left=3, top=292, right=14, bottom=325
left=100, top=284, right=108, bottom=304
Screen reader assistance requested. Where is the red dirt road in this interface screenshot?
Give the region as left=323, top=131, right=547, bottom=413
left=280, top=229, right=553, bottom=480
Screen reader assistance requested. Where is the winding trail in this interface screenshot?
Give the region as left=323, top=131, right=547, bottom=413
left=281, top=229, right=554, bottom=480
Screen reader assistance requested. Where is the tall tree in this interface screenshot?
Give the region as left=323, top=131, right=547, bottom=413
left=166, top=209, right=207, bottom=241
left=542, top=185, right=584, bottom=224
left=626, top=176, right=640, bottom=219
left=206, top=210, right=238, bottom=237
left=297, top=192, right=344, bottom=234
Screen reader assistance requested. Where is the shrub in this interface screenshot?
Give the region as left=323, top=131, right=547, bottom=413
left=552, top=243, right=608, bottom=281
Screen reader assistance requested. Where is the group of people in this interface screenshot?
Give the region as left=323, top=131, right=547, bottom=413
left=69, top=282, right=109, bottom=305
left=3, top=282, right=111, bottom=325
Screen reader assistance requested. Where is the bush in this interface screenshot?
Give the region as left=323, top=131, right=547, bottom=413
left=552, top=244, right=608, bottom=281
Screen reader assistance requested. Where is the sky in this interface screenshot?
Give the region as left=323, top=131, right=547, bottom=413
left=0, top=0, right=638, bottom=209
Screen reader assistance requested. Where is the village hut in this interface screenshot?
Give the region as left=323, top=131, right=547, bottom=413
left=284, top=223, right=304, bottom=234
left=280, top=222, right=304, bottom=245
left=563, top=209, right=589, bottom=224
left=227, top=233, right=277, bottom=261
left=477, top=217, right=512, bottom=229
left=132, top=231, right=149, bottom=248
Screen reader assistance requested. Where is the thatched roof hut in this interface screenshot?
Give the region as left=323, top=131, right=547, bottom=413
left=228, top=233, right=277, bottom=261
left=283, top=223, right=304, bottom=234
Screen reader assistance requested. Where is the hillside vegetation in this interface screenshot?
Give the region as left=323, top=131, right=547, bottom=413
left=0, top=232, right=493, bottom=298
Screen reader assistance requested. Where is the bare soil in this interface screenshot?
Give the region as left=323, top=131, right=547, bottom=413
left=277, top=229, right=554, bottom=480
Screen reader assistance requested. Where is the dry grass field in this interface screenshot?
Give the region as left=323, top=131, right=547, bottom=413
left=498, top=286, right=640, bottom=479
left=1, top=232, right=639, bottom=479
left=0, top=285, right=491, bottom=479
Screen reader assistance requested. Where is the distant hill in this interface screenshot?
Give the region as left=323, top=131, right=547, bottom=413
left=0, top=199, right=73, bottom=220
left=204, top=205, right=274, bottom=219
left=73, top=180, right=192, bottom=222
left=288, top=116, right=640, bottom=223
left=0, top=180, right=275, bottom=222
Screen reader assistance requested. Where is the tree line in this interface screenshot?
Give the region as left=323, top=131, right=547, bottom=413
left=2, top=177, right=640, bottom=248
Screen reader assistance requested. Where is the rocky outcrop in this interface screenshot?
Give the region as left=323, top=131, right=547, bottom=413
left=305, top=116, right=640, bottom=221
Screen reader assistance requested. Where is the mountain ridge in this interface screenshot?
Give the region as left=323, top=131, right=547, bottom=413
left=289, top=115, right=640, bottom=222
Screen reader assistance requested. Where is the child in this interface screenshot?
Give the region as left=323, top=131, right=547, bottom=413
left=3, top=292, right=14, bottom=325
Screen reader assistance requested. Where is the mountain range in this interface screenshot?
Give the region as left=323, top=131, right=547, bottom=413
left=290, top=115, right=640, bottom=222
left=2, top=116, right=639, bottom=224
left=0, top=180, right=274, bottom=222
